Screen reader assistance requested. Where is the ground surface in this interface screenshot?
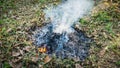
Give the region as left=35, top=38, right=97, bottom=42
left=0, top=0, right=120, bottom=68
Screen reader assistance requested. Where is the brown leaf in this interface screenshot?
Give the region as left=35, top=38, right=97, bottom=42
left=23, top=46, right=32, bottom=52
left=0, top=41, right=2, bottom=46
left=73, top=57, right=80, bottom=62
left=6, top=28, right=12, bottom=33
left=75, top=64, right=83, bottom=68
left=12, top=51, right=20, bottom=57
left=44, top=55, right=52, bottom=64
left=31, top=56, right=38, bottom=63
left=99, top=49, right=106, bottom=57
left=19, top=49, right=24, bottom=55
left=103, top=32, right=107, bottom=38
left=9, top=61, right=22, bottom=68
left=39, top=64, right=43, bottom=68
left=31, top=18, right=38, bottom=23
left=16, top=47, right=24, bottom=55
left=11, top=57, right=22, bottom=63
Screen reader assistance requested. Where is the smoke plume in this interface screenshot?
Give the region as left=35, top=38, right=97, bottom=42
left=44, top=0, right=94, bottom=34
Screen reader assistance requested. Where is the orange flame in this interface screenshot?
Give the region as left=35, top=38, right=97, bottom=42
left=38, top=47, right=47, bottom=53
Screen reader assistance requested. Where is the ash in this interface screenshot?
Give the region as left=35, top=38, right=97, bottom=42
left=33, top=24, right=91, bottom=61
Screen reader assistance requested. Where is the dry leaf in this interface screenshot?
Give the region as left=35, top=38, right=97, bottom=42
left=44, top=56, right=52, bottom=64
left=75, top=64, right=83, bottom=68
left=99, top=49, right=106, bottom=57
left=12, top=51, right=20, bottom=57
left=39, top=64, right=43, bottom=68
left=31, top=18, right=38, bottom=23
left=73, top=57, right=80, bottom=62
left=9, top=61, right=22, bottom=68
left=23, top=46, right=32, bottom=52
left=31, top=56, right=38, bottom=63
left=103, top=32, right=107, bottom=38
left=6, top=28, right=12, bottom=33
left=11, top=57, right=22, bottom=63
left=104, top=2, right=110, bottom=6
left=0, top=41, right=2, bottom=46
left=19, top=49, right=24, bottom=55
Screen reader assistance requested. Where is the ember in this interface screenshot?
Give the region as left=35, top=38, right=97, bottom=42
left=38, top=47, right=47, bottom=53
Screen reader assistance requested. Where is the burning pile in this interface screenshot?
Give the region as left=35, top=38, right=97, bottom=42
left=33, top=24, right=91, bottom=61
left=33, top=0, right=94, bottom=61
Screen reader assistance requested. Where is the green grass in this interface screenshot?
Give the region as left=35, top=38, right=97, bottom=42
left=0, top=0, right=16, bottom=14
left=116, top=61, right=120, bottom=66
left=79, top=1, right=120, bottom=67
left=3, top=62, right=11, bottom=68
left=0, top=0, right=61, bottom=68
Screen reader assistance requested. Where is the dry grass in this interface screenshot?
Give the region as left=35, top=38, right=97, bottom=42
left=79, top=0, right=120, bottom=67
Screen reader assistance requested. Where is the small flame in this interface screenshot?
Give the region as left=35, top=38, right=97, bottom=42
left=38, top=47, right=47, bottom=53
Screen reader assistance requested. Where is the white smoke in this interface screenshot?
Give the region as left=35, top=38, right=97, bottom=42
left=44, top=0, right=94, bottom=34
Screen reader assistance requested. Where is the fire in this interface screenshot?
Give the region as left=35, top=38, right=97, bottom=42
left=38, top=47, right=47, bottom=53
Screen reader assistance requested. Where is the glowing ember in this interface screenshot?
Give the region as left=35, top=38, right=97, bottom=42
left=38, top=47, right=47, bottom=53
